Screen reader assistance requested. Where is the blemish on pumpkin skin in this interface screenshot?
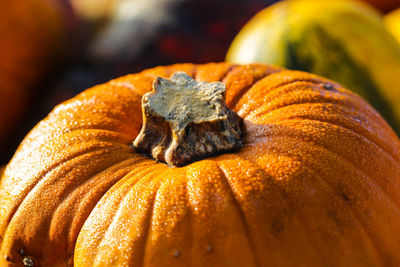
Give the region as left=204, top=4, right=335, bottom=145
left=206, top=246, right=213, bottom=252
left=271, top=219, right=285, bottom=237
left=18, top=249, right=35, bottom=266
left=22, top=256, right=34, bottom=267
left=321, top=83, right=335, bottom=91
left=173, top=250, right=180, bottom=257
left=18, top=249, right=25, bottom=256
left=342, top=193, right=350, bottom=202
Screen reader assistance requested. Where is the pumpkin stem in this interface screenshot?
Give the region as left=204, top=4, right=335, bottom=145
left=133, top=71, right=242, bottom=167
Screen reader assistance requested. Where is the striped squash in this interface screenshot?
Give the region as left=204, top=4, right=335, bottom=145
left=227, top=0, right=400, bottom=134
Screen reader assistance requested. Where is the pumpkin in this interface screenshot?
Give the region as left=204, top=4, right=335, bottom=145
left=0, top=0, right=66, bottom=160
left=385, top=7, right=400, bottom=44
left=1, top=63, right=400, bottom=266
left=226, top=0, right=400, bottom=134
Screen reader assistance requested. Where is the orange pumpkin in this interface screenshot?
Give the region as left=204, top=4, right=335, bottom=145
left=0, top=0, right=65, bottom=150
left=1, top=63, right=400, bottom=266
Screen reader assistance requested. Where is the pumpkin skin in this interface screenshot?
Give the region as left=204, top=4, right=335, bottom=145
left=226, top=0, right=400, bottom=135
left=1, top=63, right=400, bottom=266
left=0, top=0, right=65, bottom=157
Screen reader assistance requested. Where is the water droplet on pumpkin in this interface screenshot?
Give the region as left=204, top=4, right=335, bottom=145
left=22, top=256, right=34, bottom=267
left=322, top=83, right=334, bottom=90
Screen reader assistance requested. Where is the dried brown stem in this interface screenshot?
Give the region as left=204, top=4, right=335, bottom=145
left=133, top=72, right=242, bottom=167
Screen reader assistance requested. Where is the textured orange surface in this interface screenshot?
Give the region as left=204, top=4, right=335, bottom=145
left=1, top=63, right=400, bottom=266
left=0, top=0, right=64, bottom=145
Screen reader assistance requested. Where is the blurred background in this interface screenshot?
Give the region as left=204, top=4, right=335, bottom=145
left=1, top=0, right=400, bottom=164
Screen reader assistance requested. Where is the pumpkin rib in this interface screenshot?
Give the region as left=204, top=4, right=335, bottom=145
left=195, top=63, right=238, bottom=82
left=226, top=154, right=326, bottom=266
left=240, top=78, right=399, bottom=164
left=62, top=156, right=150, bottom=254
left=298, top=153, right=388, bottom=266
left=140, top=179, right=162, bottom=267
left=238, top=79, right=364, bottom=120
left=237, top=150, right=364, bottom=265
left=57, top=128, right=135, bottom=145
left=278, top=117, right=400, bottom=168
left=248, top=99, right=357, bottom=122
left=276, top=147, right=383, bottom=261
left=90, top=169, right=167, bottom=266
left=227, top=74, right=268, bottom=109
left=248, top=119, right=400, bottom=195
left=51, top=155, right=145, bottom=221
left=184, top=168, right=203, bottom=267
left=184, top=162, right=224, bottom=266
left=302, top=167, right=385, bottom=265
left=240, top=145, right=387, bottom=265
left=216, top=164, right=261, bottom=267
left=48, top=107, right=139, bottom=138
left=243, top=118, right=400, bottom=247
left=263, top=131, right=400, bottom=214
left=272, top=140, right=395, bottom=264
left=225, top=71, right=279, bottom=110
left=247, top=104, right=398, bottom=163
left=0, top=143, right=109, bottom=234
left=280, top=167, right=365, bottom=265
left=0, top=146, right=134, bottom=238
left=95, top=164, right=165, bottom=236
left=235, top=77, right=331, bottom=115
left=72, top=156, right=150, bottom=193
left=87, top=163, right=166, bottom=266
left=142, top=63, right=198, bottom=79
left=50, top=155, right=139, bottom=209
left=10, top=127, right=135, bottom=176
left=109, top=80, right=144, bottom=96
left=251, top=99, right=383, bottom=126
left=315, top=138, right=400, bottom=214
left=235, top=79, right=361, bottom=120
